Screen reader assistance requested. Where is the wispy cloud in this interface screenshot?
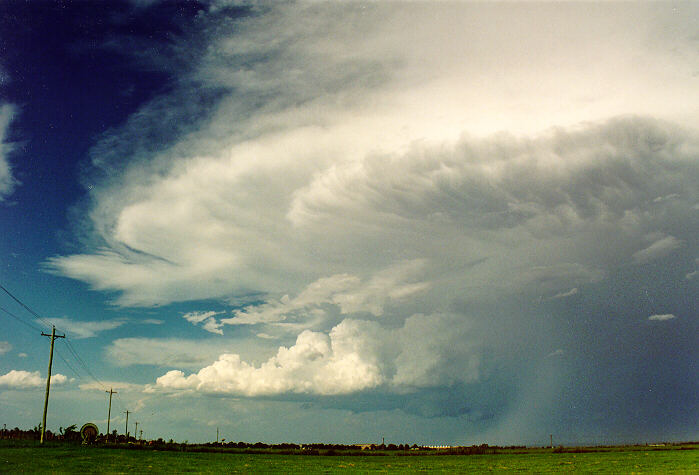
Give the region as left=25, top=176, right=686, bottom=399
left=47, top=317, right=127, bottom=339
left=105, top=337, right=268, bottom=369
left=0, top=341, right=11, bottom=355
left=632, top=235, right=683, bottom=264
left=543, top=288, right=579, bottom=302
left=0, top=103, right=18, bottom=200
left=648, top=314, right=676, bottom=322
left=141, top=318, right=164, bottom=325
left=78, top=380, right=144, bottom=392
left=182, top=311, right=224, bottom=335
left=223, top=260, right=429, bottom=328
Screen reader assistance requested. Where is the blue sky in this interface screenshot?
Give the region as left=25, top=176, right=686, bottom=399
left=0, top=1, right=697, bottom=445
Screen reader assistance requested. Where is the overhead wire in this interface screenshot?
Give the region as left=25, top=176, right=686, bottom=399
left=62, top=338, right=108, bottom=391
left=54, top=348, right=82, bottom=381
left=0, top=302, right=83, bottom=382
left=1, top=281, right=142, bottom=436
left=0, top=281, right=108, bottom=392
left=0, top=283, right=54, bottom=329
left=0, top=304, right=44, bottom=333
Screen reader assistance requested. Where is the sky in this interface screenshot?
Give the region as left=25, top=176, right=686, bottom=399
left=0, top=0, right=697, bottom=446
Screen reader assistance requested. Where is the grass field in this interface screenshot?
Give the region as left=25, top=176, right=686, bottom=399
left=1, top=441, right=697, bottom=473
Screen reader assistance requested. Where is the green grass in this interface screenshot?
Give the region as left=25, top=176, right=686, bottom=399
left=1, top=442, right=696, bottom=473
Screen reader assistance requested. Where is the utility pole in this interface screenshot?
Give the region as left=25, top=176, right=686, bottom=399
left=105, top=388, right=117, bottom=441
left=124, top=410, right=130, bottom=438
left=40, top=326, right=65, bottom=444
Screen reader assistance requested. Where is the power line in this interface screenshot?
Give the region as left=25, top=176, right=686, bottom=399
left=0, top=303, right=83, bottom=383
left=63, top=338, right=107, bottom=390
left=0, top=281, right=129, bottom=414
left=0, top=305, right=44, bottom=332
left=0, top=283, right=54, bottom=329
left=54, top=348, right=82, bottom=381
left=0, top=283, right=112, bottom=396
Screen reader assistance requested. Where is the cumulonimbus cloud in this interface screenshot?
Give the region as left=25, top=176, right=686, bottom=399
left=41, top=2, right=699, bottom=416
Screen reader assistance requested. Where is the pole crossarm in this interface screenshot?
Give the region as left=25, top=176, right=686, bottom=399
left=40, top=326, right=65, bottom=444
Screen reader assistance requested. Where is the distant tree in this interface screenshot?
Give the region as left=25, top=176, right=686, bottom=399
left=59, top=424, right=80, bottom=442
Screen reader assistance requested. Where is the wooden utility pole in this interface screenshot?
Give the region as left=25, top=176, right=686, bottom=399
left=40, top=326, right=65, bottom=444
left=105, top=388, right=117, bottom=441
left=124, top=410, right=130, bottom=438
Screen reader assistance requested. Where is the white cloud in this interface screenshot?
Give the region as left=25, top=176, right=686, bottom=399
left=0, top=341, right=11, bottom=355
left=0, top=103, right=18, bottom=200
left=48, top=317, right=127, bottom=339
left=632, top=235, right=683, bottom=264
left=0, top=370, right=67, bottom=389
left=154, top=320, right=384, bottom=396
left=648, top=314, right=676, bottom=322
